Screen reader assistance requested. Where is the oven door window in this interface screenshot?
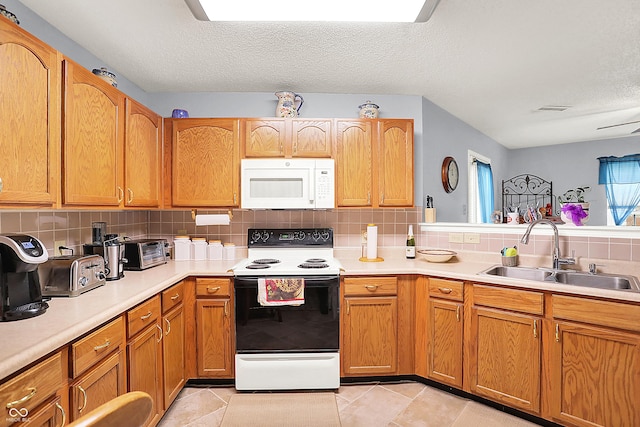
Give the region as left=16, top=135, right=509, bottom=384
left=234, top=277, right=339, bottom=353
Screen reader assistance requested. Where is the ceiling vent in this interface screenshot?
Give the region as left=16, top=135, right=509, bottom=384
left=537, top=105, right=570, bottom=112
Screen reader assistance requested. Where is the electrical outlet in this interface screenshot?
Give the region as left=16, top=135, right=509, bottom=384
left=448, top=233, right=463, bottom=243
left=54, top=240, right=66, bottom=256
left=464, top=233, right=480, bottom=244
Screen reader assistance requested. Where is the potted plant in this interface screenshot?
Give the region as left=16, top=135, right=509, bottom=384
left=558, top=187, right=590, bottom=225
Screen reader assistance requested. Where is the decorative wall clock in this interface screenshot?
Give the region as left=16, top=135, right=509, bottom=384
left=441, top=156, right=459, bottom=193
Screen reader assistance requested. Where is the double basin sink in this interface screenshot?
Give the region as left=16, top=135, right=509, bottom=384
left=479, top=265, right=640, bottom=292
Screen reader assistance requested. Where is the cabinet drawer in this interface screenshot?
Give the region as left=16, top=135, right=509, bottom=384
left=0, top=352, right=62, bottom=425
left=473, top=284, right=544, bottom=315
left=344, top=277, right=397, bottom=296
left=552, top=295, right=640, bottom=332
left=127, top=296, right=161, bottom=338
left=72, top=316, right=124, bottom=378
left=428, top=278, right=463, bottom=301
left=196, top=278, right=231, bottom=297
left=162, top=280, right=185, bottom=313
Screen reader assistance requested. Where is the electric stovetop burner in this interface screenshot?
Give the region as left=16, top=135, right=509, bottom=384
left=245, top=264, right=271, bottom=269
left=298, top=262, right=329, bottom=269
left=253, top=258, right=281, bottom=265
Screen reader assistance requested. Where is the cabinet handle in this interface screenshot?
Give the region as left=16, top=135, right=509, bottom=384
left=127, top=188, right=134, bottom=204
left=346, top=300, right=350, bottom=315
left=224, top=300, right=229, bottom=317
left=533, top=319, right=538, bottom=338
left=117, top=186, right=124, bottom=203
left=234, top=193, right=237, bottom=205
left=0, top=177, right=3, bottom=193
left=171, top=293, right=180, bottom=301
left=207, top=286, right=221, bottom=293
left=156, top=324, right=163, bottom=343
left=364, top=285, right=378, bottom=292
left=6, top=387, right=37, bottom=408
left=55, top=401, right=66, bottom=427
left=555, top=323, right=560, bottom=342
left=456, top=305, right=460, bottom=322
left=140, top=311, right=153, bottom=320
left=367, top=192, right=371, bottom=204
left=438, top=287, right=453, bottom=294
left=77, top=386, right=87, bottom=413
left=164, top=318, right=171, bottom=335
left=380, top=193, right=384, bottom=203
left=93, top=340, right=111, bottom=351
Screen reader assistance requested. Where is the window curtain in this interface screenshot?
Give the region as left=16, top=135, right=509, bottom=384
left=476, top=160, right=494, bottom=223
left=598, top=153, right=640, bottom=225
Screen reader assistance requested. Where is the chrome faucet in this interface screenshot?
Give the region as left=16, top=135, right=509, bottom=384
left=520, top=219, right=575, bottom=270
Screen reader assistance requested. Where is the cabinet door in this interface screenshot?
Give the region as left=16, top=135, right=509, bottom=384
left=343, top=296, right=397, bottom=375
left=0, top=21, right=60, bottom=206
left=550, top=321, right=640, bottom=427
left=70, top=350, right=126, bottom=422
left=124, top=98, right=162, bottom=207
left=128, top=324, right=163, bottom=427
left=243, top=119, right=286, bottom=157
left=378, top=120, right=413, bottom=206
left=335, top=120, right=374, bottom=207
left=469, top=306, right=541, bottom=414
left=62, top=59, right=124, bottom=206
left=162, top=304, right=185, bottom=409
left=172, top=118, right=240, bottom=207
left=428, top=298, right=463, bottom=388
left=196, top=299, right=233, bottom=377
left=21, top=396, right=65, bottom=427
left=291, top=120, right=332, bottom=157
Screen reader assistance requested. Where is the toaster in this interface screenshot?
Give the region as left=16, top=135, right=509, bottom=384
left=123, top=239, right=167, bottom=270
left=38, top=255, right=106, bottom=297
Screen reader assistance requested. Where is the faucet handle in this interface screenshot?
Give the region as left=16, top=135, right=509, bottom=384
left=589, top=263, right=606, bottom=274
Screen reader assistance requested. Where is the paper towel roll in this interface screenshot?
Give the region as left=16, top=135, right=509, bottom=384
left=195, top=214, right=230, bottom=226
left=366, top=224, right=378, bottom=259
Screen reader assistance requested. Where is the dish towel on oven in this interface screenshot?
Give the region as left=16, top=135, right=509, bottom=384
left=257, top=278, right=305, bottom=306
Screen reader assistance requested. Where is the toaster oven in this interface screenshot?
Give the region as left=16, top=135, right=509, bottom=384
left=124, top=239, right=167, bottom=270
left=39, top=255, right=106, bottom=297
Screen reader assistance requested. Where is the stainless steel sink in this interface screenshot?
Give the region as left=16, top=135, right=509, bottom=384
left=479, top=265, right=640, bottom=292
left=480, top=266, right=553, bottom=282
left=553, top=271, right=640, bottom=291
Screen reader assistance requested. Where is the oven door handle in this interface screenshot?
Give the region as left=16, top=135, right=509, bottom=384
left=234, top=276, right=339, bottom=287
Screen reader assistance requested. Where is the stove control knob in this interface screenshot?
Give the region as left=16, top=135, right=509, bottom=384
left=320, top=230, right=330, bottom=241
left=251, top=231, right=262, bottom=242
left=311, top=230, right=321, bottom=241
left=296, top=231, right=305, bottom=240
left=261, top=231, right=270, bottom=242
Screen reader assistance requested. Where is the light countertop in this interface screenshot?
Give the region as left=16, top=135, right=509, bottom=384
left=1, top=252, right=638, bottom=381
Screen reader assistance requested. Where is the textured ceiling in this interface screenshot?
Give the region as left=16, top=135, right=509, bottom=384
left=18, top=0, right=640, bottom=149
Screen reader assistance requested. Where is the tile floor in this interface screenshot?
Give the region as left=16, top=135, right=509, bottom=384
left=158, top=380, right=544, bottom=426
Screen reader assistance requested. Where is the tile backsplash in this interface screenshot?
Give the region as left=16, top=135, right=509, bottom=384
left=0, top=209, right=636, bottom=263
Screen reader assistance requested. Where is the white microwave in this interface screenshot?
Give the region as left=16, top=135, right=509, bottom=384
left=241, top=159, right=335, bottom=209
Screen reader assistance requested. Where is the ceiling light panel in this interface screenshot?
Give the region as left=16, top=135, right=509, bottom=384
left=185, top=0, right=433, bottom=22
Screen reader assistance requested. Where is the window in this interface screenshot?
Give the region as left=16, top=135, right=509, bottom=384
left=598, top=153, right=640, bottom=226
left=467, top=150, right=494, bottom=223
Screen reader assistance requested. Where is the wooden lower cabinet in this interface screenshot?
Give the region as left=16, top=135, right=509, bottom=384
left=549, top=295, right=640, bottom=427
left=196, top=299, right=233, bottom=377
left=342, top=277, right=398, bottom=375
left=70, top=350, right=126, bottom=420
left=19, top=396, right=65, bottom=427
left=127, top=297, right=163, bottom=427
left=162, top=304, right=185, bottom=407
left=428, top=298, right=463, bottom=388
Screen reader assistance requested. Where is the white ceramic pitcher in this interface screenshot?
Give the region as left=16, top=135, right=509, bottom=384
left=275, top=91, right=304, bottom=117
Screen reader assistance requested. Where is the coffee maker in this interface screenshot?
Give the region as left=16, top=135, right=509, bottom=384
left=84, top=234, right=126, bottom=281
left=0, top=234, right=49, bottom=321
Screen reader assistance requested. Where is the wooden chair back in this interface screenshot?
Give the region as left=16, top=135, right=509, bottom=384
left=67, top=391, right=153, bottom=427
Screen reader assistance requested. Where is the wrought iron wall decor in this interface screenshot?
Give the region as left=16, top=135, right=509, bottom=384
left=502, top=174, right=553, bottom=219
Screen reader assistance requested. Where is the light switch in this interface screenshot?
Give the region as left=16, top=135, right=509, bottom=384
left=464, top=233, right=480, bottom=244
left=448, top=233, right=464, bottom=243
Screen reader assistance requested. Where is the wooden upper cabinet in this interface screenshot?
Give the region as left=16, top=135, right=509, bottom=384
left=0, top=20, right=60, bottom=206
left=378, top=119, right=413, bottom=206
left=335, top=120, right=374, bottom=207
left=62, top=58, right=125, bottom=206
left=243, top=119, right=286, bottom=157
left=125, top=99, right=162, bottom=207
left=291, top=119, right=332, bottom=157
left=171, top=118, right=240, bottom=207
left=242, top=118, right=332, bottom=158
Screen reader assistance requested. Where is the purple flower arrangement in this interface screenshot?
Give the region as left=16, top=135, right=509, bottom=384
left=561, top=203, right=588, bottom=226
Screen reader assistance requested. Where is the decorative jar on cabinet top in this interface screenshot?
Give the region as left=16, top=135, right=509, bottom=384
left=275, top=91, right=304, bottom=117
left=358, top=101, right=379, bottom=118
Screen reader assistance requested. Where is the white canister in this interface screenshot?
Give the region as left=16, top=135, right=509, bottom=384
left=208, top=240, right=223, bottom=260
left=223, top=243, right=236, bottom=260
left=192, top=237, right=208, bottom=260
left=174, top=236, right=191, bottom=261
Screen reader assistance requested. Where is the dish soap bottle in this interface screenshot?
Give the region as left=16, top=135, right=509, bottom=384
left=406, top=225, right=416, bottom=259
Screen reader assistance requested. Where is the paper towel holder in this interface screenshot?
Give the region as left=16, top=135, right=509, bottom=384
left=191, top=209, right=233, bottom=221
